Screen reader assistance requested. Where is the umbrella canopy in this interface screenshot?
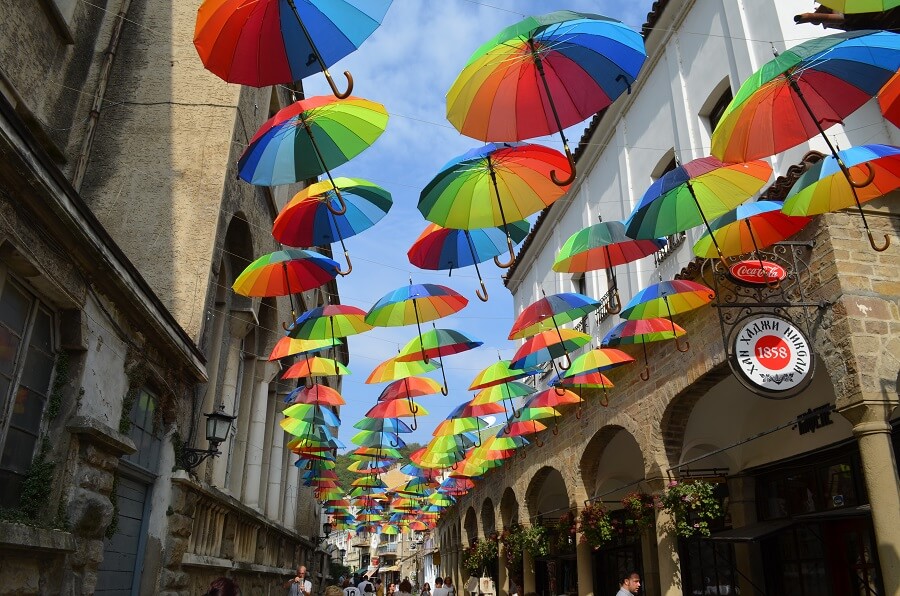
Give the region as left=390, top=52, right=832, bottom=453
left=268, top=336, right=337, bottom=361
left=692, top=201, right=812, bottom=260
left=378, top=377, right=443, bottom=401
left=446, top=11, right=646, bottom=184
left=783, top=144, right=900, bottom=220
left=469, top=359, right=540, bottom=390
left=510, top=329, right=591, bottom=370
left=418, top=143, right=572, bottom=268
left=288, top=304, right=372, bottom=340
left=407, top=221, right=530, bottom=300
left=626, top=158, right=773, bottom=261
left=285, top=384, right=345, bottom=406
left=273, top=177, right=393, bottom=275
left=366, top=400, right=430, bottom=419
left=194, top=0, right=391, bottom=94
left=283, top=403, right=341, bottom=426
left=563, top=348, right=635, bottom=377
left=818, top=0, right=900, bottom=10
left=282, top=356, right=350, bottom=379
left=238, top=95, right=388, bottom=194
left=502, top=420, right=548, bottom=439
left=396, top=328, right=483, bottom=394
left=508, top=292, right=601, bottom=340
left=620, top=280, right=715, bottom=320
left=471, top=381, right=535, bottom=405
left=232, top=249, right=339, bottom=297
left=603, top=318, right=688, bottom=380
left=352, top=418, right=413, bottom=433
left=551, top=370, right=613, bottom=389
left=712, top=30, right=900, bottom=164
left=366, top=357, right=440, bottom=384
left=878, top=70, right=900, bottom=127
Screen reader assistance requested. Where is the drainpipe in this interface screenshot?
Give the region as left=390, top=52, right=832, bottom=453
left=72, top=0, right=132, bottom=191
left=794, top=11, right=846, bottom=26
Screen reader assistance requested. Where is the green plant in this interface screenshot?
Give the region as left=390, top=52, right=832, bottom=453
left=578, top=502, right=617, bottom=548
left=660, top=480, right=723, bottom=538
left=545, top=512, right=577, bottom=552
left=621, top=491, right=658, bottom=532
left=463, top=538, right=499, bottom=574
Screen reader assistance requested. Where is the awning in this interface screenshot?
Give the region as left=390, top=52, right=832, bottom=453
left=706, top=519, right=793, bottom=542
left=794, top=504, right=871, bottom=521
left=380, top=566, right=400, bottom=572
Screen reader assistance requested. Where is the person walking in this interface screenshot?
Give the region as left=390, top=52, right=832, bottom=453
left=343, top=578, right=360, bottom=596
left=431, top=577, right=449, bottom=596
left=285, top=565, right=312, bottom=596
left=396, top=579, right=414, bottom=596
left=358, top=576, right=375, bottom=595
left=444, top=577, right=456, bottom=596
left=615, top=571, right=641, bottom=596
left=420, top=582, right=432, bottom=596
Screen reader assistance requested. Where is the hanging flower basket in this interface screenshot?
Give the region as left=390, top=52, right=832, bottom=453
left=546, top=512, right=577, bottom=554
left=660, top=479, right=723, bottom=538
left=463, top=538, right=499, bottom=575
left=578, top=502, right=617, bottom=548
left=621, top=491, right=658, bottom=533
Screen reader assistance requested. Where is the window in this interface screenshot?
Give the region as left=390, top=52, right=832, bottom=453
left=573, top=274, right=587, bottom=296
left=0, top=274, right=56, bottom=508
left=123, top=387, right=163, bottom=474
left=701, top=78, right=734, bottom=134
left=708, top=87, right=733, bottom=132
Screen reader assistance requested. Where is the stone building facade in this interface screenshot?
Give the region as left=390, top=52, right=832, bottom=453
left=436, top=1, right=900, bottom=595
left=0, top=1, right=336, bottom=594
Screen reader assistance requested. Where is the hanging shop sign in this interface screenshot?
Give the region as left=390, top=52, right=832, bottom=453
left=730, top=314, right=814, bottom=399
left=728, top=260, right=787, bottom=286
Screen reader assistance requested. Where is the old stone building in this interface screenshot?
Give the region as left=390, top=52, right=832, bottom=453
left=0, top=1, right=336, bottom=594
left=436, top=1, right=900, bottom=595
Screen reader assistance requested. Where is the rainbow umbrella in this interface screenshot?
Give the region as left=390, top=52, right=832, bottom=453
left=818, top=0, right=900, bottom=10
left=619, top=280, right=715, bottom=352
left=407, top=220, right=530, bottom=301
left=366, top=356, right=440, bottom=384
left=238, top=96, right=388, bottom=208
left=469, top=358, right=540, bottom=390
left=508, top=292, right=601, bottom=342
left=525, top=388, right=581, bottom=435
left=446, top=11, right=646, bottom=184
left=232, top=249, right=340, bottom=326
left=693, top=201, right=811, bottom=260
left=502, top=420, right=549, bottom=444
left=287, top=304, right=372, bottom=372
left=351, top=446, right=403, bottom=460
left=396, top=328, right=483, bottom=395
left=280, top=416, right=339, bottom=437
left=783, top=144, right=900, bottom=250
left=510, top=329, right=591, bottom=371
left=553, top=220, right=667, bottom=313
left=711, top=30, right=900, bottom=251
left=282, top=356, right=350, bottom=379
left=375, top=377, right=442, bottom=432
left=603, top=318, right=687, bottom=381
left=194, top=0, right=391, bottom=95
left=626, top=158, right=773, bottom=262
left=285, top=384, right=345, bottom=406
left=284, top=403, right=341, bottom=426
left=269, top=336, right=337, bottom=361
left=562, top=348, right=635, bottom=378
left=878, top=70, right=900, bottom=127
left=551, top=370, right=614, bottom=413
left=366, top=400, right=430, bottom=420
left=471, top=381, right=534, bottom=425
left=418, top=143, right=572, bottom=269
left=273, top=178, right=393, bottom=275
left=366, top=282, right=468, bottom=363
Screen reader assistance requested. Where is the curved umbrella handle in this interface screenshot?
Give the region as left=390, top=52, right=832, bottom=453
left=554, top=385, right=567, bottom=397
left=640, top=366, right=650, bottom=382
left=493, top=236, right=516, bottom=269
left=390, top=436, right=401, bottom=448
left=552, top=424, right=560, bottom=436
left=324, top=68, right=353, bottom=99
left=409, top=417, right=417, bottom=431
left=575, top=405, right=583, bottom=420
left=338, top=251, right=353, bottom=276
left=868, top=230, right=891, bottom=252
left=534, top=434, right=544, bottom=448
left=675, top=336, right=690, bottom=353
left=847, top=163, right=875, bottom=188
left=599, top=393, right=609, bottom=408
left=550, top=145, right=576, bottom=187
left=408, top=397, right=420, bottom=414
left=475, top=279, right=489, bottom=302
left=514, top=407, right=522, bottom=419
left=441, top=385, right=449, bottom=396
left=607, top=287, right=622, bottom=315
left=326, top=186, right=348, bottom=216
left=559, top=351, right=572, bottom=371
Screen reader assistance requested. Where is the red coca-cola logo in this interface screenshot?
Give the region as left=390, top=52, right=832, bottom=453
left=729, top=260, right=787, bottom=285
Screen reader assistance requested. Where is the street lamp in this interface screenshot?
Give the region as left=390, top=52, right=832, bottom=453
left=179, top=404, right=236, bottom=470
left=339, top=548, right=347, bottom=563
left=314, top=521, right=333, bottom=546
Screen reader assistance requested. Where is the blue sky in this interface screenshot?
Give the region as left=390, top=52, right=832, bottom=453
left=300, top=0, right=657, bottom=448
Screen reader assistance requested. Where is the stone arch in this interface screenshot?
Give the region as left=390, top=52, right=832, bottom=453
left=463, top=506, right=478, bottom=546
left=480, top=498, right=496, bottom=537
left=580, top=425, right=646, bottom=499
left=499, top=487, right=519, bottom=528
left=524, top=466, right=571, bottom=520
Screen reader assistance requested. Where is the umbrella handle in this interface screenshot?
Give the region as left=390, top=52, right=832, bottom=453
left=493, top=236, right=516, bottom=269
left=640, top=365, right=650, bottom=382
left=550, top=145, right=576, bottom=187
left=554, top=385, right=566, bottom=397
left=552, top=424, right=559, bottom=436
left=846, top=163, right=875, bottom=189
left=475, top=279, right=489, bottom=302
left=441, top=385, right=449, bottom=396
left=867, top=230, right=891, bottom=252
left=535, top=435, right=544, bottom=448
left=326, top=186, right=348, bottom=216
left=675, top=336, right=690, bottom=353
left=599, top=393, right=609, bottom=408
left=575, top=405, right=583, bottom=420
left=559, top=351, right=572, bottom=371
left=324, top=68, right=354, bottom=99
left=409, top=417, right=417, bottom=431
left=513, top=407, right=522, bottom=419
left=607, top=287, right=622, bottom=315
left=338, top=251, right=353, bottom=276
left=390, top=436, right=401, bottom=448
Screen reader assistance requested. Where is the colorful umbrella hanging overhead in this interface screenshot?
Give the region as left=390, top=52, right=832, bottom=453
left=268, top=336, right=337, bottom=361
left=287, top=304, right=372, bottom=372
left=194, top=0, right=392, bottom=95
left=469, top=358, right=541, bottom=391
left=282, top=355, right=350, bottom=379
left=273, top=177, right=393, bottom=275
left=783, top=145, right=900, bottom=234
left=418, top=143, right=572, bottom=269
left=508, top=292, right=601, bottom=342
left=366, top=356, right=440, bottom=384
left=619, top=280, right=716, bottom=352
left=446, top=11, right=647, bottom=184
left=396, top=328, right=483, bottom=395
left=692, top=201, right=812, bottom=261
left=602, top=318, right=688, bottom=381
left=510, top=328, right=591, bottom=371
left=625, top=157, right=773, bottom=263
left=817, top=0, right=900, bottom=10
left=238, top=96, right=388, bottom=212
left=878, top=71, right=900, bottom=128
left=710, top=30, right=900, bottom=250
left=553, top=220, right=666, bottom=313
left=407, top=220, right=530, bottom=301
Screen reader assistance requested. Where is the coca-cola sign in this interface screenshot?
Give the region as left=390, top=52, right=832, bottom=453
left=729, top=260, right=787, bottom=285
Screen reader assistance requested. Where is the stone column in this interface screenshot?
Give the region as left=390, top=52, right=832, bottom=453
left=576, top=538, right=593, bottom=596
left=840, top=401, right=900, bottom=594
left=243, top=362, right=279, bottom=509
left=266, top=423, right=286, bottom=518
left=653, top=507, right=682, bottom=596
left=522, top=550, right=536, bottom=595
left=228, top=350, right=258, bottom=496
left=498, top=545, right=508, bottom=596
left=284, top=452, right=298, bottom=530
left=211, top=311, right=255, bottom=487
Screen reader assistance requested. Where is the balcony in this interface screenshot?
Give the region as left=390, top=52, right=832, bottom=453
left=653, top=231, right=686, bottom=266
left=377, top=541, right=399, bottom=555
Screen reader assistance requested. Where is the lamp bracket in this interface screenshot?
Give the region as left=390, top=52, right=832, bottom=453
left=179, top=445, right=221, bottom=471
